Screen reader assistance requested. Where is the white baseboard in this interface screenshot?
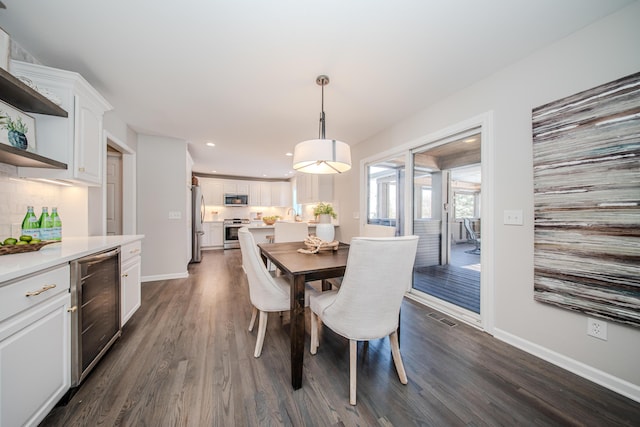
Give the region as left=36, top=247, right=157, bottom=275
left=494, top=328, right=640, bottom=403
left=141, top=271, right=188, bottom=282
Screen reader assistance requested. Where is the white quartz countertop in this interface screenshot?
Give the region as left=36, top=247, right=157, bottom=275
left=0, top=235, right=144, bottom=283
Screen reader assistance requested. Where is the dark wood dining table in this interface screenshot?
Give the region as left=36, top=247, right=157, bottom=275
left=257, top=241, right=350, bottom=390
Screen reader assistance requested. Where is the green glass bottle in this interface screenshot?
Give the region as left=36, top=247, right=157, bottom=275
left=50, top=207, right=62, bottom=241
left=21, top=206, right=40, bottom=239
left=38, top=207, right=54, bottom=240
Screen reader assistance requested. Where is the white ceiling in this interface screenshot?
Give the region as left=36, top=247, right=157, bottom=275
left=0, top=0, right=633, bottom=178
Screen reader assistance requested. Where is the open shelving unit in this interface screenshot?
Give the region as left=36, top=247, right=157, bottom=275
left=0, top=67, right=68, bottom=169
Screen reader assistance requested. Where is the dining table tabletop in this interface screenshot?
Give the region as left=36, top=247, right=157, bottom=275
left=257, top=240, right=350, bottom=390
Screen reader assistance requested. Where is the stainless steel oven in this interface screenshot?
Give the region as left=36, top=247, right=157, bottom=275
left=69, top=247, right=121, bottom=387
left=224, top=218, right=250, bottom=249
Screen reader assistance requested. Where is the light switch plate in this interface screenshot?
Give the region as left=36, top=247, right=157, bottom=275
left=168, top=211, right=182, bottom=220
left=504, top=209, right=523, bottom=225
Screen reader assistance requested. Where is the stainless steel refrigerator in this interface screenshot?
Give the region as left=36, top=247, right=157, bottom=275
left=191, top=185, right=205, bottom=263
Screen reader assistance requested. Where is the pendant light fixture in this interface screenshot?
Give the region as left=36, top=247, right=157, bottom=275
left=293, top=75, right=351, bottom=174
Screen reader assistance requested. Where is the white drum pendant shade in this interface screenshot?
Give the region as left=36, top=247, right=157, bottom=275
left=293, top=75, right=351, bottom=174
left=293, top=138, right=351, bottom=174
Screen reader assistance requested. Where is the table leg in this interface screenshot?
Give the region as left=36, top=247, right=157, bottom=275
left=290, top=274, right=306, bottom=389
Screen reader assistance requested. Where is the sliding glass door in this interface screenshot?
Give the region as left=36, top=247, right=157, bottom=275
left=411, top=132, right=482, bottom=316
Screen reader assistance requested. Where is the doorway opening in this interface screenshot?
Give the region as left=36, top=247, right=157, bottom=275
left=103, top=131, right=135, bottom=237
left=106, top=145, right=123, bottom=235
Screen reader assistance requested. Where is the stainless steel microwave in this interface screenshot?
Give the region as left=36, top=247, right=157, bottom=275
left=224, top=194, right=249, bottom=206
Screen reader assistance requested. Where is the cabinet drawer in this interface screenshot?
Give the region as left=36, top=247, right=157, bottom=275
left=121, top=240, right=142, bottom=262
left=0, top=264, right=70, bottom=323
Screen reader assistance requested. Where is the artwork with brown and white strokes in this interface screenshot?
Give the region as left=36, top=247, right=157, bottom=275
left=532, top=71, right=640, bottom=328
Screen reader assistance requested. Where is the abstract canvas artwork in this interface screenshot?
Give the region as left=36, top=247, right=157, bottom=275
left=532, top=72, right=640, bottom=327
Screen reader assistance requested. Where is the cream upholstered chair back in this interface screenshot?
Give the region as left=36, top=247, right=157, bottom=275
left=319, top=236, right=418, bottom=340
left=361, top=224, right=396, bottom=237
left=238, top=227, right=288, bottom=312
left=274, top=222, right=309, bottom=243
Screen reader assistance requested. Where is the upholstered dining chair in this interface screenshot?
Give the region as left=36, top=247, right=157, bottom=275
left=274, top=221, right=309, bottom=242
left=272, top=221, right=309, bottom=275
left=238, top=227, right=292, bottom=358
left=323, top=224, right=396, bottom=290
left=361, top=223, right=396, bottom=237
left=309, top=235, right=419, bottom=405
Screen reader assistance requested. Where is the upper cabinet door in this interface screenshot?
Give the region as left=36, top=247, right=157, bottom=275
left=271, top=181, right=291, bottom=207
left=296, top=174, right=332, bottom=204
left=200, top=178, right=223, bottom=206
left=74, top=94, right=104, bottom=184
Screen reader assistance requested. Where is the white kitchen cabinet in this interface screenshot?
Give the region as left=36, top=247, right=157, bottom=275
left=249, top=181, right=261, bottom=206
left=202, top=222, right=223, bottom=249
left=201, top=223, right=212, bottom=247
left=260, top=183, right=273, bottom=206
left=223, top=182, right=249, bottom=195
left=0, top=265, right=71, bottom=427
left=249, top=181, right=272, bottom=206
left=120, top=240, right=142, bottom=326
left=10, top=60, right=112, bottom=185
left=200, top=178, right=224, bottom=206
left=249, top=181, right=290, bottom=207
left=296, top=174, right=333, bottom=204
left=210, top=222, right=223, bottom=247
left=271, top=181, right=292, bottom=207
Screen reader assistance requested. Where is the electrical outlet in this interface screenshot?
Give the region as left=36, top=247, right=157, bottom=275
left=587, top=318, right=607, bottom=340
left=168, top=211, right=182, bottom=220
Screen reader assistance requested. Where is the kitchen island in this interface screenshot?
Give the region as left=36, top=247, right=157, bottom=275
left=246, top=222, right=338, bottom=243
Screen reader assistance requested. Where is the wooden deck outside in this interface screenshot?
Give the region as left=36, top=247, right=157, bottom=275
left=413, top=242, right=481, bottom=313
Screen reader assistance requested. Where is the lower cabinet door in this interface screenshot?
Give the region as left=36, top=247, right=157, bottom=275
left=121, top=256, right=141, bottom=326
left=211, top=223, right=224, bottom=247
left=0, top=292, right=70, bottom=427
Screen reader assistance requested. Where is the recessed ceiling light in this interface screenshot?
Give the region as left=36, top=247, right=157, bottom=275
left=285, top=152, right=293, bottom=156
left=211, top=170, right=217, bottom=173
left=463, top=138, right=477, bottom=143
left=206, top=142, right=215, bottom=147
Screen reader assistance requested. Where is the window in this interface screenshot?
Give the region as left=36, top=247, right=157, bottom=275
left=420, top=187, right=432, bottom=218
left=454, top=192, right=476, bottom=219
left=366, top=157, right=405, bottom=230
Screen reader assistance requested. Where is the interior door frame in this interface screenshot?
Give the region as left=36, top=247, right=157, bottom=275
left=360, top=111, right=494, bottom=333
left=88, top=130, right=137, bottom=236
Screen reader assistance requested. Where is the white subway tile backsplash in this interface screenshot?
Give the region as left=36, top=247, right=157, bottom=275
left=0, top=164, right=63, bottom=239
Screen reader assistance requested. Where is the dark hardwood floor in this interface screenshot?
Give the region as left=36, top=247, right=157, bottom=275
left=41, top=250, right=639, bottom=426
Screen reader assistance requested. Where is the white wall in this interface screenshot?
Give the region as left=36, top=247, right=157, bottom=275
left=103, top=111, right=131, bottom=147
left=137, top=134, right=190, bottom=281
left=335, top=2, right=640, bottom=400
